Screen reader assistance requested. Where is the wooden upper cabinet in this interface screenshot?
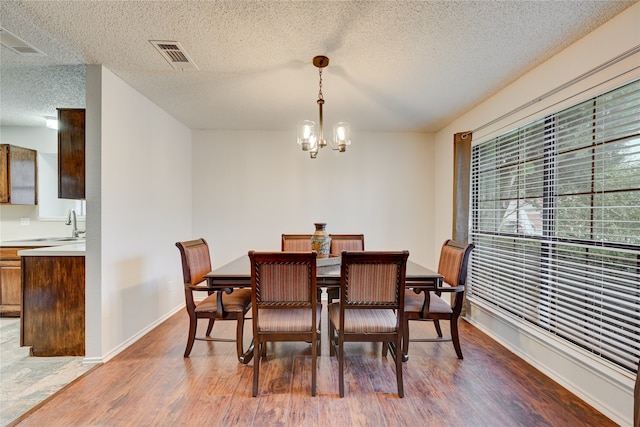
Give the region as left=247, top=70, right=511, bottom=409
left=0, top=144, right=38, bottom=205
left=58, top=108, right=85, bottom=199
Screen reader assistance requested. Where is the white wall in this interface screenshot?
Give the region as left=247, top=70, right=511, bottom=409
left=191, top=130, right=438, bottom=268
left=0, top=126, right=82, bottom=240
left=433, top=3, right=640, bottom=425
left=84, top=65, right=192, bottom=362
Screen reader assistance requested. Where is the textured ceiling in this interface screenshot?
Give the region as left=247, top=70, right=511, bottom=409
left=0, top=0, right=636, bottom=132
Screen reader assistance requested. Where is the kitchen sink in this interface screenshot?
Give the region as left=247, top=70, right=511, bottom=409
left=6, top=237, right=86, bottom=243
left=12, top=238, right=51, bottom=242
left=51, top=237, right=86, bottom=241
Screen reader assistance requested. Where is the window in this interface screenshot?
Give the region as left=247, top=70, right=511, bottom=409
left=469, top=80, right=640, bottom=372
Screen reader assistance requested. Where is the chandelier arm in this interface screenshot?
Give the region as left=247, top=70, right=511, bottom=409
left=326, top=140, right=341, bottom=151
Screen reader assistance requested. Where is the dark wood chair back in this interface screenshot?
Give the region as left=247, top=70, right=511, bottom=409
left=438, top=239, right=473, bottom=287
left=176, top=238, right=211, bottom=311
left=329, top=234, right=364, bottom=255
left=281, top=234, right=312, bottom=251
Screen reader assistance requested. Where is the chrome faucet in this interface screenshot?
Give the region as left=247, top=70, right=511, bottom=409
left=65, top=209, right=85, bottom=238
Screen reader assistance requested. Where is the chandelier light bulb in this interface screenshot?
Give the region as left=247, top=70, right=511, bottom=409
left=303, top=124, right=314, bottom=140
left=333, top=122, right=350, bottom=152
left=298, top=120, right=316, bottom=151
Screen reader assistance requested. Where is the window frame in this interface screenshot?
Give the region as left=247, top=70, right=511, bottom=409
left=469, top=79, right=640, bottom=373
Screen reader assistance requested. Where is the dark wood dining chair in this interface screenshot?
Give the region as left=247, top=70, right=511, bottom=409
left=328, top=250, right=409, bottom=397
left=249, top=250, right=320, bottom=397
left=176, top=238, right=252, bottom=359
left=281, top=234, right=312, bottom=251
left=402, top=239, right=474, bottom=360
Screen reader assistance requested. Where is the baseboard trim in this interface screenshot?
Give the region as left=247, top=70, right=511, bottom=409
left=83, top=304, right=184, bottom=365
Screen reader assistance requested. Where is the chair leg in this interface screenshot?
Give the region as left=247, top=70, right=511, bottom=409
left=402, top=318, right=410, bottom=362
left=382, top=342, right=388, bottom=357
left=205, top=318, right=215, bottom=337
left=433, top=319, right=443, bottom=337
left=338, top=337, right=345, bottom=397
left=252, top=341, right=261, bottom=397
left=395, top=334, right=404, bottom=398
left=329, top=316, right=336, bottom=357
left=311, top=332, right=317, bottom=396
left=184, top=314, right=198, bottom=357
left=235, top=313, right=245, bottom=360
left=451, top=319, right=463, bottom=359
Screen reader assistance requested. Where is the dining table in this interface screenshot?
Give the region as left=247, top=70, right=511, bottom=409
left=204, top=254, right=443, bottom=363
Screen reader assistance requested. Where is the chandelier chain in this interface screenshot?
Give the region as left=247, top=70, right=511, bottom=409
left=317, top=68, right=324, bottom=101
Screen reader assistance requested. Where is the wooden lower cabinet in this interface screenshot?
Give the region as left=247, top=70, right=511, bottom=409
left=21, top=255, right=85, bottom=356
left=0, top=247, right=34, bottom=317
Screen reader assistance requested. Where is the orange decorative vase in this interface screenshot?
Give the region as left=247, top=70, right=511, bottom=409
left=311, top=222, right=331, bottom=258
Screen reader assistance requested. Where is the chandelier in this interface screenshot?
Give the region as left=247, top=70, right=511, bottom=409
left=297, top=56, right=351, bottom=159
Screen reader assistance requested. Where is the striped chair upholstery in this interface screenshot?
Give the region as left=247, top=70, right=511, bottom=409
left=175, top=238, right=252, bottom=359
left=283, top=234, right=327, bottom=302
left=281, top=234, right=312, bottom=251
left=328, top=250, right=409, bottom=398
left=438, top=244, right=464, bottom=288
left=402, top=239, right=474, bottom=360
left=327, top=234, right=365, bottom=303
left=329, top=234, right=364, bottom=255
left=249, top=251, right=319, bottom=397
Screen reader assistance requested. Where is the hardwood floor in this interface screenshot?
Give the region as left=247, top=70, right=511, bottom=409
left=12, top=308, right=614, bottom=427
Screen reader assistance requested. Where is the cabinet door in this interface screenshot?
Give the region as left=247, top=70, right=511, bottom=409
left=58, top=108, right=86, bottom=199
left=0, top=144, right=37, bottom=205
left=8, top=145, right=37, bottom=204
left=0, top=262, right=21, bottom=303
left=0, top=145, right=8, bottom=203
left=1, top=247, right=22, bottom=316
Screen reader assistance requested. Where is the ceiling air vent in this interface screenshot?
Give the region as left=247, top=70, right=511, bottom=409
left=149, top=40, right=198, bottom=70
left=0, top=27, right=45, bottom=56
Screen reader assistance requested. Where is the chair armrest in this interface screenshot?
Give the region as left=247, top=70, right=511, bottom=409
left=435, top=285, right=464, bottom=293
left=431, top=285, right=465, bottom=315
left=185, top=284, right=236, bottom=294
left=185, top=284, right=214, bottom=292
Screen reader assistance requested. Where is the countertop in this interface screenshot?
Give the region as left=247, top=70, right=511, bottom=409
left=17, top=243, right=86, bottom=257
left=2, top=237, right=86, bottom=256
left=1, top=237, right=85, bottom=247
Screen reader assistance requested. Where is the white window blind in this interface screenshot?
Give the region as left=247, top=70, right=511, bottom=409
left=470, top=79, right=640, bottom=372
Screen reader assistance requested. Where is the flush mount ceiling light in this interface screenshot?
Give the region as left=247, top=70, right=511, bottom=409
left=297, top=56, right=350, bottom=159
left=45, top=116, right=58, bottom=130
